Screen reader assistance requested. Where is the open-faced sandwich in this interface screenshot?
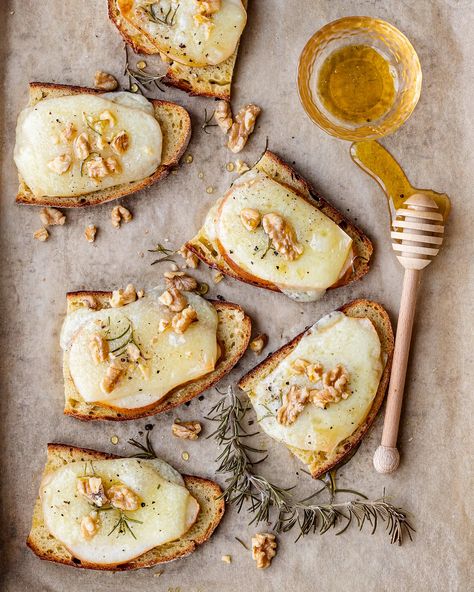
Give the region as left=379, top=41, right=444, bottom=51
left=62, top=283, right=251, bottom=420
left=109, top=0, right=248, bottom=100
left=186, top=151, right=373, bottom=302
left=27, top=443, right=224, bottom=570
left=239, top=300, right=394, bottom=478
left=14, top=83, right=191, bottom=207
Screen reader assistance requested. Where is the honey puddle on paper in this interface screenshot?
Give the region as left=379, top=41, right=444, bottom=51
left=350, top=140, right=451, bottom=222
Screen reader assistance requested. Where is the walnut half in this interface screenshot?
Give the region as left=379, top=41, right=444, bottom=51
left=214, top=100, right=233, bottom=133
left=172, top=306, right=198, bottom=334
left=276, top=385, right=310, bottom=426
left=111, top=205, right=133, bottom=228
left=40, top=207, right=66, bottom=226
left=80, top=511, right=100, bottom=540
left=89, top=333, right=109, bottom=364
left=77, top=476, right=109, bottom=508
left=228, top=104, right=261, bottom=153
left=311, top=364, right=350, bottom=409
left=107, top=484, right=140, bottom=511
left=252, top=533, right=277, bottom=569
left=110, top=284, right=137, bottom=307
left=262, top=212, right=303, bottom=261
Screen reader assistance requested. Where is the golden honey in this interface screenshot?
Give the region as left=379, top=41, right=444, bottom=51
left=350, top=140, right=451, bottom=222
left=317, top=45, right=396, bottom=124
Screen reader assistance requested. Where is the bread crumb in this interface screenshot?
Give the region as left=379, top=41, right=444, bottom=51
left=221, top=555, right=232, bottom=564
left=235, top=160, right=250, bottom=174
left=213, top=272, right=225, bottom=284
left=34, top=227, right=49, bottom=242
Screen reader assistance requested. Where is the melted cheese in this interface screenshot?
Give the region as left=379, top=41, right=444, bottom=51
left=41, top=458, right=198, bottom=565
left=14, top=93, right=162, bottom=197
left=251, top=312, right=383, bottom=453
left=118, top=0, right=247, bottom=67
left=61, top=288, right=218, bottom=409
left=214, top=171, right=353, bottom=298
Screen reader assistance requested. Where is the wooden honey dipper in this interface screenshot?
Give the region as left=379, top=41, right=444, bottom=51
left=373, top=193, right=445, bottom=473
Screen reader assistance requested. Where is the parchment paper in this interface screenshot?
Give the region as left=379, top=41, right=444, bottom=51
left=0, top=1, right=472, bottom=590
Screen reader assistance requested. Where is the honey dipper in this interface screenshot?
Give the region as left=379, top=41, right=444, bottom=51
left=373, top=194, right=445, bottom=473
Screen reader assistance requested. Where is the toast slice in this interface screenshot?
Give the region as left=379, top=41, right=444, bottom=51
left=107, top=0, right=247, bottom=100
left=16, top=82, right=191, bottom=208
left=186, top=150, right=373, bottom=294
left=64, top=291, right=251, bottom=421
left=238, top=300, right=394, bottom=478
left=27, top=443, right=225, bottom=571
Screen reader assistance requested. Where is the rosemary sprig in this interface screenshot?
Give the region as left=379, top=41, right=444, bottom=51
left=99, top=507, right=143, bottom=539
left=124, top=45, right=166, bottom=95
left=144, top=2, right=179, bottom=27
left=202, top=108, right=218, bottom=134
left=128, top=431, right=157, bottom=459
left=148, top=243, right=177, bottom=265
left=207, top=388, right=414, bottom=545
left=260, top=237, right=273, bottom=259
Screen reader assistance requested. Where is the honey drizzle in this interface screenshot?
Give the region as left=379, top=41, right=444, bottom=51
left=350, top=140, right=451, bottom=222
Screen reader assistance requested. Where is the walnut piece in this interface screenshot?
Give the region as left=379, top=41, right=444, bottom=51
left=249, top=333, right=268, bottom=354
left=107, top=484, right=140, bottom=511
left=126, top=342, right=141, bottom=362
left=291, top=358, right=323, bottom=383
left=105, top=156, right=120, bottom=173
left=80, top=511, right=100, bottom=540
left=214, top=100, right=233, bottom=133
left=228, top=104, right=261, bottom=153
left=94, top=70, right=118, bottom=91
left=33, top=227, right=49, bottom=242
left=110, top=284, right=137, bottom=307
left=61, top=122, right=76, bottom=143
left=111, top=205, right=133, bottom=228
left=235, top=159, right=250, bottom=174
left=110, top=131, right=129, bottom=155
left=89, top=333, right=109, bottom=364
left=311, top=364, right=350, bottom=409
left=197, top=0, right=221, bottom=15
left=159, top=287, right=188, bottom=312
left=73, top=132, right=90, bottom=160
left=165, top=271, right=198, bottom=292
left=172, top=306, right=198, bottom=334
left=172, top=421, right=202, bottom=440
left=158, top=318, right=170, bottom=333
left=85, top=155, right=109, bottom=180
left=77, top=476, right=109, bottom=507
left=252, top=533, right=277, bottom=569
left=100, top=358, right=127, bottom=394
left=276, top=385, right=310, bottom=426
left=84, top=224, right=97, bottom=243
left=240, top=208, right=261, bottom=231
left=47, top=154, right=71, bottom=175
left=99, top=109, right=116, bottom=127
left=262, top=213, right=303, bottom=261
left=40, top=207, right=66, bottom=226
left=178, top=245, right=199, bottom=269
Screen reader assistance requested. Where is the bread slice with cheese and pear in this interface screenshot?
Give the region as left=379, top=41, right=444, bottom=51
left=186, top=151, right=373, bottom=302
left=238, top=300, right=394, bottom=478
left=108, top=0, right=248, bottom=100
left=15, top=82, right=191, bottom=208
left=27, top=443, right=225, bottom=570
left=62, top=287, right=251, bottom=421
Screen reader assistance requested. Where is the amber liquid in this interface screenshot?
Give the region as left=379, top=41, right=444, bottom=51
left=317, top=45, right=396, bottom=124
left=350, top=140, right=451, bottom=223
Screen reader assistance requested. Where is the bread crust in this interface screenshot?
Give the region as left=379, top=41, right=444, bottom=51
left=27, top=443, right=225, bottom=570
left=186, top=150, right=373, bottom=294
left=238, top=299, right=394, bottom=478
left=63, top=291, right=251, bottom=421
left=15, top=83, right=191, bottom=208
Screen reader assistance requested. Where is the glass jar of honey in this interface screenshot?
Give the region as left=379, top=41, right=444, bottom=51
left=298, top=17, right=422, bottom=141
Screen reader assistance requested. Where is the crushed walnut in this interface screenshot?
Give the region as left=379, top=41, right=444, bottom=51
left=89, top=333, right=109, bottom=364
left=73, top=132, right=91, bottom=160
left=111, top=205, right=133, bottom=228
left=84, top=155, right=109, bottom=180
left=99, top=109, right=116, bottom=128
left=228, top=104, right=261, bottom=153
left=84, top=224, right=97, bottom=243
left=240, top=207, right=261, bottom=231
left=262, top=212, right=303, bottom=261
left=235, top=159, right=250, bottom=174
left=94, top=70, right=118, bottom=91
left=159, top=287, right=188, bottom=312
left=214, top=100, right=233, bottom=134
left=110, top=283, right=137, bottom=307
left=126, top=342, right=141, bottom=362
left=107, top=484, right=140, bottom=511
left=172, top=306, right=197, bottom=334
left=252, top=533, right=277, bottom=569
left=249, top=333, right=268, bottom=354
left=172, top=421, right=202, bottom=440
left=77, top=476, right=109, bottom=508
left=276, top=385, right=310, bottom=426
left=178, top=245, right=199, bottom=269
left=291, top=358, right=323, bottom=383
left=197, top=0, right=221, bottom=15
left=158, top=318, right=170, bottom=333
left=61, top=122, right=76, bottom=143
left=164, top=271, right=198, bottom=292
left=110, top=130, right=129, bottom=155
left=47, top=154, right=71, bottom=175
left=40, top=207, right=66, bottom=226
left=33, top=227, right=49, bottom=242
left=100, top=358, right=127, bottom=394
left=80, top=511, right=100, bottom=540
